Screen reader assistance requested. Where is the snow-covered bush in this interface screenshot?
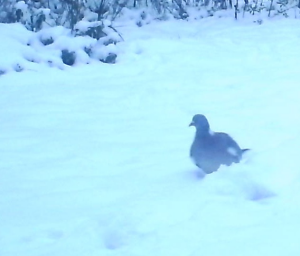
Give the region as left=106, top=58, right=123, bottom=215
left=0, top=0, right=54, bottom=31
left=74, top=20, right=122, bottom=63
left=35, top=24, right=120, bottom=66
left=0, top=0, right=124, bottom=69
left=0, top=0, right=17, bottom=23
left=0, top=21, right=120, bottom=75
left=0, top=0, right=129, bottom=30
left=1, top=0, right=300, bottom=32
left=137, top=0, right=300, bottom=20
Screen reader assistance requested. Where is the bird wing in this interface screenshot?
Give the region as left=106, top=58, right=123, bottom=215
left=212, top=132, right=242, bottom=164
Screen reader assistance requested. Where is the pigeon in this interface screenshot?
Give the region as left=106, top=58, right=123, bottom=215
left=189, top=114, right=249, bottom=174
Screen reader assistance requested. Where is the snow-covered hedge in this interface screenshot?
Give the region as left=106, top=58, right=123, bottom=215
left=0, top=0, right=127, bottom=30
left=1, top=0, right=300, bottom=30
left=0, top=21, right=121, bottom=75
left=0, top=0, right=126, bottom=73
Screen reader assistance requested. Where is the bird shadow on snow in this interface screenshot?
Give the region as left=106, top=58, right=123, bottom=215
left=246, top=182, right=276, bottom=202
left=189, top=168, right=207, bottom=180
left=219, top=170, right=276, bottom=202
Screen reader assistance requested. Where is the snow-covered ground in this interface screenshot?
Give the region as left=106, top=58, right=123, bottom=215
left=1, top=17, right=300, bottom=256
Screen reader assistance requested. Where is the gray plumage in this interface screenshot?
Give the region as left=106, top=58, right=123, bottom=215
left=189, top=114, right=248, bottom=174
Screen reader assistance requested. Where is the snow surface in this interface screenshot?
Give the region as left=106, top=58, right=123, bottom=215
left=1, top=17, right=300, bottom=256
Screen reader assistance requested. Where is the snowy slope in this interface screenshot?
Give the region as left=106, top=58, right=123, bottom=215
left=1, top=17, right=300, bottom=256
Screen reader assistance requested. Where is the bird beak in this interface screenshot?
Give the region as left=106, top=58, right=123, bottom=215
left=189, top=121, right=194, bottom=127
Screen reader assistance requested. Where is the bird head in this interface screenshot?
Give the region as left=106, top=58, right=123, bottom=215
left=189, top=114, right=210, bottom=132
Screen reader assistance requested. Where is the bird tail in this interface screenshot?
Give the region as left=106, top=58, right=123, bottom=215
left=241, top=148, right=250, bottom=155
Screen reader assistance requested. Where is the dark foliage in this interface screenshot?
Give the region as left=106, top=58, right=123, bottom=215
left=100, top=52, right=117, bottom=64
left=61, top=50, right=76, bottom=66
left=40, top=37, right=54, bottom=46
left=85, top=25, right=107, bottom=40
